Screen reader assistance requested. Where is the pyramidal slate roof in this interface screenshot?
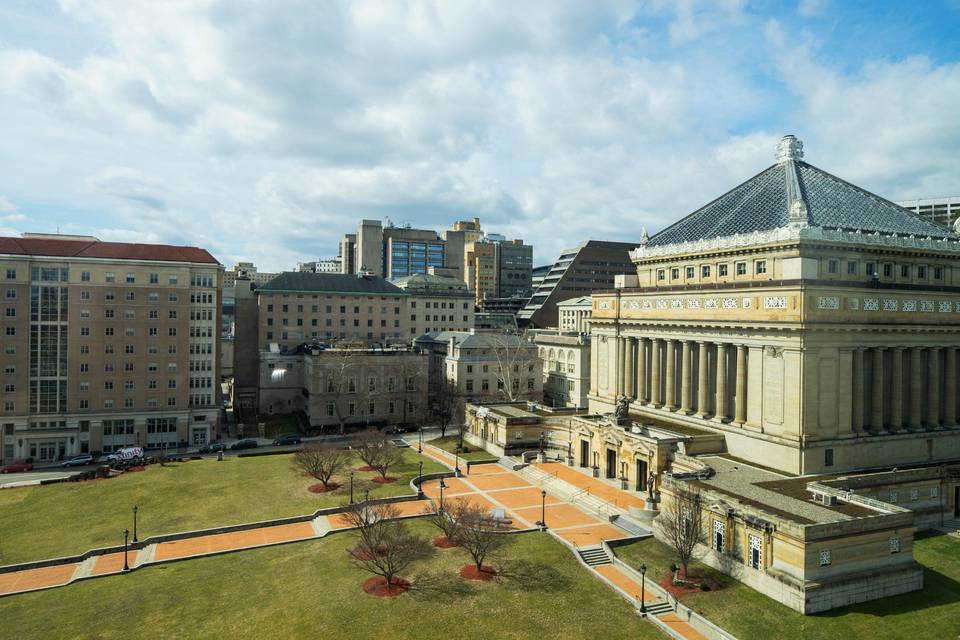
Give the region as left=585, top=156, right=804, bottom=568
left=258, top=272, right=406, bottom=295
left=647, top=136, right=956, bottom=247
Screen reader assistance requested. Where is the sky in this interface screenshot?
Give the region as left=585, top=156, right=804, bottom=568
left=0, top=0, right=958, bottom=272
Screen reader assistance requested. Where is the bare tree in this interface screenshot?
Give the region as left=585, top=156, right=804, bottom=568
left=434, top=377, right=462, bottom=438
left=488, top=330, right=537, bottom=402
left=453, top=500, right=510, bottom=575
left=352, top=429, right=389, bottom=470
left=293, top=442, right=351, bottom=490
left=326, top=349, right=358, bottom=435
left=341, top=501, right=431, bottom=590
left=658, top=484, right=707, bottom=580
left=424, top=496, right=466, bottom=543
left=372, top=442, right=404, bottom=480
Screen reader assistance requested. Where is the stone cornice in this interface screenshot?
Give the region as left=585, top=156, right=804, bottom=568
left=632, top=225, right=960, bottom=262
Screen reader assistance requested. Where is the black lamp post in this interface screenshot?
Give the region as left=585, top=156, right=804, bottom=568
left=540, top=489, right=547, bottom=529
left=417, top=460, right=424, bottom=498
left=364, top=488, right=370, bottom=504
left=639, top=564, right=647, bottom=614
left=454, top=449, right=461, bottom=476
left=349, top=472, right=355, bottom=504
left=132, top=505, right=139, bottom=543
left=122, top=529, right=130, bottom=572
left=418, top=427, right=423, bottom=454
left=438, top=478, right=447, bottom=514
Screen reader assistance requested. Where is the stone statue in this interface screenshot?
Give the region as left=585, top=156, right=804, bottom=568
left=647, top=472, right=656, bottom=502
left=613, top=394, right=630, bottom=425
left=953, top=216, right=960, bottom=235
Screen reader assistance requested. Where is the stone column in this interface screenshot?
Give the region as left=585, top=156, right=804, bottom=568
left=852, top=348, right=864, bottom=434
left=589, top=337, right=598, bottom=396
left=696, top=341, right=710, bottom=417
left=890, top=347, right=904, bottom=431
left=650, top=339, right=662, bottom=406
left=928, top=347, right=941, bottom=428
left=909, top=346, right=923, bottom=430
left=636, top=339, right=647, bottom=403
left=945, top=347, right=957, bottom=427
left=735, top=344, right=748, bottom=424
left=664, top=339, right=676, bottom=410
left=871, top=347, right=885, bottom=432
left=616, top=337, right=626, bottom=396
left=625, top=337, right=636, bottom=400
left=680, top=341, right=693, bottom=413
left=716, top=343, right=729, bottom=421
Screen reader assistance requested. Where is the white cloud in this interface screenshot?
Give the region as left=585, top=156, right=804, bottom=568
left=0, top=195, right=18, bottom=214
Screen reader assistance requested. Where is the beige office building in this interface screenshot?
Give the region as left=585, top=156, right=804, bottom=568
left=0, top=234, right=222, bottom=463
left=392, top=272, right=475, bottom=337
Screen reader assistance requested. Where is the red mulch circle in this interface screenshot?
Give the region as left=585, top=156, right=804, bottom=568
left=370, top=476, right=397, bottom=484
left=432, top=536, right=459, bottom=549
left=362, top=576, right=411, bottom=597
left=356, top=465, right=375, bottom=472
left=459, top=565, right=497, bottom=581
left=658, top=573, right=721, bottom=599
left=308, top=482, right=341, bottom=493
left=351, top=544, right=388, bottom=560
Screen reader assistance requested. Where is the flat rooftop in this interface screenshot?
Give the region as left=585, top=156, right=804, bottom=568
left=694, top=456, right=878, bottom=525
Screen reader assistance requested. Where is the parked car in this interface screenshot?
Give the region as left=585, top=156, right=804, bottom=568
left=62, top=454, right=94, bottom=467
left=0, top=461, right=33, bottom=473
left=198, top=442, right=226, bottom=454
left=273, top=434, right=302, bottom=446
left=229, top=439, right=259, bottom=450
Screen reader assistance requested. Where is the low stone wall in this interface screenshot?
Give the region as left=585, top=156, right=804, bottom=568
left=804, top=562, right=924, bottom=614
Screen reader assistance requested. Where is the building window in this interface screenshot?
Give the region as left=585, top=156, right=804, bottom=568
left=828, top=260, right=838, bottom=274
left=670, top=267, right=679, bottom=280
left=824, top=448, right=834, bottom=467
left=866, top=262, right=876, bottom=277
left=81, top=271, right=90, bottom=282
left=917, top=265, right=927, bottom=279
left=883, top=263, right=893, bottom=278
left=900, top=264, right=910, bottom=278
left=934, top=266, right=944, bottom=280
left=4, top=269, right=14, bottom=280
left=105, top=272, right=115, bottom=283
left=713, top=520, right=725, bottom=553
left=910, top=489, right=919, bottom=501
left=846, top=261, right=857, bottom=275
left=748, top=534, right=762, bottom=569
left=701, top=265, right=711, bottom=278
left=736, top=262, right=746, bottom=276
left=889, top=537, right=900, bottom=554
left=930, top=486, right=939, bottom=499
left=889, top=492, right=898, bottom=503
left=819, top=550, right=831, bottom=566
left=657, top=269, right=665, bottom=281
left=755, top=260, right=767, bottom=275
left=4, top=289, right=14, bottom=300
left=685, top=266, right=694, bottom=279
left=718, top=264, right=728, bottom=277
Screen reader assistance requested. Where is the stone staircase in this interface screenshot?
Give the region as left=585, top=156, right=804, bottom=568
left=514, top=461, right=623, bottom=520
left=577, top=545, right=611, bottom=567
left=642, top=600, right=675, bottom=616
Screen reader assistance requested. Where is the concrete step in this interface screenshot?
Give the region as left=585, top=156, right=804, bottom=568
left=577, top=546, right=611, bottom=567
left=609, top=514, right=651, bottom=537
left=644, top=601, right=674, bottom=616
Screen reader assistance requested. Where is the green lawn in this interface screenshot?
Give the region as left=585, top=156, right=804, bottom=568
left=0, top=520, right=661, bottom=640
left=616, top=533, right=960, bottom=640
left=0, top=449, right=445, bottom=565
left=429, top=436, right=498, bottom=461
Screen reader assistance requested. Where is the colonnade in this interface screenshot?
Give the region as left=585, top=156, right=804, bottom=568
left=852, top=346, right=958, bottom=432
left=611, top=335, right=748, bottom=423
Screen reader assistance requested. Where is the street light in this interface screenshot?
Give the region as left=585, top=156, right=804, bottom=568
left=438, top=478, right=447, bottom=514
left=454, top=449, right=461, bottom=476
left=418, top=427, right=423, bottom=454
left=122, top=529, right=130, bottom=572
left=539, top=489, right=547, bottom=529
left=639, top=564, right=647, bottom=614
left=132, top=505, right=139, bottom=543
left=349, top=472, right=355, bottom=504
left=417, top=460, right=424, bottom=498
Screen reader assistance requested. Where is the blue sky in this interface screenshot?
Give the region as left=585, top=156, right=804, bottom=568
left=0, top=0, right=958, bottom=271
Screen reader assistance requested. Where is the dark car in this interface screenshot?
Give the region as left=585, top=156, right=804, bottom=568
left=0, top=461, right=33, bottom=473
left=229, top=439, right=259, bottom=450
left=273, top=434, right=302, bottom=446
left=198, top=442, right=227, bottom=454
left=62, top=454, right=94, bottom=467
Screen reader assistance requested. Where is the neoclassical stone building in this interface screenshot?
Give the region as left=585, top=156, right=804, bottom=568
left=590, top=135, right=960, bottom=476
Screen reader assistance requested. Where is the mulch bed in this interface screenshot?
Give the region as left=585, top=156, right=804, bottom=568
left=370, top=476, right=397, bottom=484
left=351, top=544, right=388, bottom=560
left=432, top=536, right=459, bottom=549
left=658, top=572, right=722, bottom=599
left=362, top=576, right=411, bottom=597
left=308, top=482, right=341, bottom=493
left=126, top=466, right=146, bottom=473
left=459, top=565, right=497, bottom=581
left=357, top=465, right=375, bottom=472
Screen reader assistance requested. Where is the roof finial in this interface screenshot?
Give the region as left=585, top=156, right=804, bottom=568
left=639, top=226, right=649, bottom=245
left=776, top=134, right=804, bottom=164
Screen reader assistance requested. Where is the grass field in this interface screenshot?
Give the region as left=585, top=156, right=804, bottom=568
left=0, top=449, right=445, bottom=565
left=0, top=519, right=660, bottom=640
left=429, top=436, right=497, bottom=461
left=616, top=533, right=960, bottom=640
